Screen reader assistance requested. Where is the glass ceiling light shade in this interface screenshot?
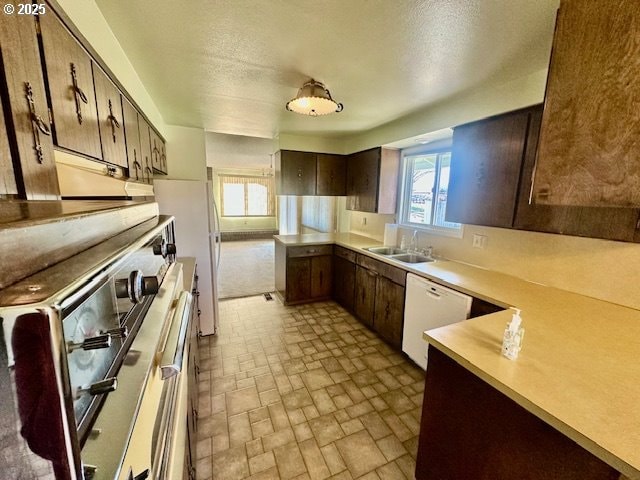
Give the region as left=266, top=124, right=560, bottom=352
left=286, top=79, right=344, bottom=116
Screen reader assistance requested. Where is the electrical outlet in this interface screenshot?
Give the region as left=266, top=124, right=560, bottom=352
left=472, top=234, right=487, bottom=249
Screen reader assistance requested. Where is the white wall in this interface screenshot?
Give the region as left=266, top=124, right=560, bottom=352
left=164, top=125, right=207, bottom=181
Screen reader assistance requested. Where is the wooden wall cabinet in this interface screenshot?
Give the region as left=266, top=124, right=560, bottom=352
left=316, top=153, right=346, bottom=195
left=346, top=147, right=399, bottom=213
left=275, top=150, right=346, bottom=196
left=275, top=243, right=333, bottom=305
left=0, top=14, right=58, bottom=199
left=39, top=13, right=102, bottom=160
left=445, top=108, right=530, bottom=227
left=275, top=150, right=317, bottom=195
left=150, top=129, right=167, bottom=174
left=532, top=0, right=640, bottom=208
left=138, top=116, right=153, bottom=183
left=0, top=99, right=15, bottom=195
left=514, top=106, right=640, bottom=242
left=122, top=97, right=142, bottom=182
left=92, top=63, right=127, bottom=168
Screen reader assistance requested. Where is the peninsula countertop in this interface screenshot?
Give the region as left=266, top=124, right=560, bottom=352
left=274, top=232, right=640, bottom=479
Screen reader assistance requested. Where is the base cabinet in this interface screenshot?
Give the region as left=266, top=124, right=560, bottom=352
left=373, top=276, right=405, bottom=350
left=276, top=243, right=333, bottom=305
left=332, top=247, right=356, bottom=311
left=416, top=347, right=620, bottom=480
left=354, top=265, right=377, bottom=328
left=353, top=254, right=406, bottom=349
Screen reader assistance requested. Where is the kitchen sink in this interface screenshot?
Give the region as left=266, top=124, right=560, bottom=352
left=388, top=253, right=433, bottom=264
left=364, top=246, right=406, bottom=255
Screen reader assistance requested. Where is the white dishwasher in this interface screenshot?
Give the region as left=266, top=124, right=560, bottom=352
left=403, top=273, right=472, bottom=369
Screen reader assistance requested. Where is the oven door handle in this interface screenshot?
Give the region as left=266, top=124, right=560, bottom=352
left=159, top=291, right=192, bottom=380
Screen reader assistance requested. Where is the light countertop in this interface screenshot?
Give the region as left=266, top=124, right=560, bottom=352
left=274, top=232, right=640, bottom=479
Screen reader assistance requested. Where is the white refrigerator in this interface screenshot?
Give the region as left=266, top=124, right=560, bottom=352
left=154, top=179, right=220, bottom=335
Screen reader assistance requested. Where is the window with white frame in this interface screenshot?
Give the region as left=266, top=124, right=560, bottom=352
left=219, top=175, right=275, bottom=217
left=399, top=148, right=461, bottom=234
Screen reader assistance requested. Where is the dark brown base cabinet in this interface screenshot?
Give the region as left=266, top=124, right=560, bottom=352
left=341, top=250, right=406, bottom=350
left=416, top=347, right=620, bottom=480
left=332, top=246, right=356, bottom=311
left=275, top=243, right=333, bottom=305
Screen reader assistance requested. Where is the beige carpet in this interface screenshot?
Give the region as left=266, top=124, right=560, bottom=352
left=218, top=239, right=275, bottom=299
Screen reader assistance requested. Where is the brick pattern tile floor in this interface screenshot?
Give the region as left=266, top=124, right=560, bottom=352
left=195, top=295, right=425, bottom=480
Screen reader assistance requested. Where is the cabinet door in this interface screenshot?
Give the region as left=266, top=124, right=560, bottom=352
left=277, top=150, right=316, bottom=195
left=159, top=139, right=167, bottom=174
left=310, top=255, right=332, bottom=299
left=286, top=257, right=311, bottom=303
left=532, top=1, right=640, bottom=208
left=354, top=265, right=376, bottom=328
left=446, top=110, right=529, bottom=227
left=316, top=153, right=346, bottom=196
left=373, top=277, right=405, bottom=350
left=514, top=106, right=640, bottom=242
left=150, top=129, right=163, bottom=172
left=122, top=98, right=142, bottom=181
left=0, top=15, right=58, bottom=199
left=333, top=256, right=356, bottom=311
left=138, top=117, right=153, bottom=183
left=0, top=91, right=17, bottom=195
left=39, top=13, right=102, bottom=160
left=347, top=148, right=380, bottom=212
left=92, top=63, right=127, bottom=168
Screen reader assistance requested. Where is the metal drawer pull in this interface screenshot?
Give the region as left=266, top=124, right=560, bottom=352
left=70, top=63, right=88, bottom=124
left=107, top=99, right=121, bottom=142
left=160, top=291, right=192, bottom=379
left=25, top=82, right=50, bottom=164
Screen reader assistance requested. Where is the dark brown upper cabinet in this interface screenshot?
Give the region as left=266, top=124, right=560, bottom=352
left=92, top=63, right=127, bottom=169
left=275, top=150, right=316, bottom=195
left=445, top=108, right=530, bottom=228
left=0, top=15, right=58, bottom=199
left=532, top=0, right=640, bottom=208
left=150, top=128, right=167, bottom=174
left=138, top=116, right=153, bottom=184
left=316, top=153, right=346, bottom=196
left=0, top=97, right=17, bottom=196
left=346, top=147, right=399, bottom=213
left=514, top=106, right=640, bottom=242
left=122, top=97, right=142, bottom=182
left=39, top=13, right=102, bottom=160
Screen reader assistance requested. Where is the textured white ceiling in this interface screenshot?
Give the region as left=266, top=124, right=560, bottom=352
left=95, top=0, right=559, bottom=139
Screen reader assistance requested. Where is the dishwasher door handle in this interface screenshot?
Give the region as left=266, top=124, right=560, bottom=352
left=426, top=290, right=441, bottom=299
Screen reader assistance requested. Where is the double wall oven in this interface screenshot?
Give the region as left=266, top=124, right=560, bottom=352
left=0, top=213, right=197, bottom=479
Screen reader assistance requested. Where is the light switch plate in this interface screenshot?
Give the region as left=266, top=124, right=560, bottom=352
left=472, top=234, right=487, bottom=249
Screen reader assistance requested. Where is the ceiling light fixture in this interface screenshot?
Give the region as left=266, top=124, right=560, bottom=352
left=286, top=79, right=343, bottom=116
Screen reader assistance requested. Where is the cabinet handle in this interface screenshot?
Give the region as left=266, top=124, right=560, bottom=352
left=307, top=249, right=317, bottom=254
left=297, top=168, right=303, bottom=179
left=70, top=63, right=89, bottom=124
left=475, top=161, right=486, bottom=187
left=24, top=82, right=50, bottom=164
left=133, top=151, right=141, bottom=180
left=107, top=99, right=121, bottom=142
left=366, top=269, right=378, bottom=277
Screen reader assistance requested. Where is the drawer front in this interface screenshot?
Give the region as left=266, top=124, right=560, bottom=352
left=334, top=245, right=356, bottom=263
left=356, top=254, right=406, bottom=286
left=287, top=244, right=333, bottom=258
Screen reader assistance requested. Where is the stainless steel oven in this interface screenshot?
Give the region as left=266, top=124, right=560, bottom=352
left=0, top=214, right=179, bottom=480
